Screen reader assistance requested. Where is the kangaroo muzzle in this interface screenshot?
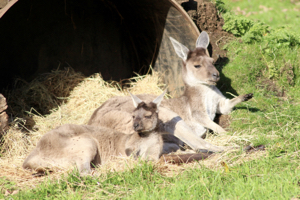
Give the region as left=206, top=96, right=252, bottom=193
left=212, top=71, right=220, bottom=82
left=133, top=121, right=143, bottom=131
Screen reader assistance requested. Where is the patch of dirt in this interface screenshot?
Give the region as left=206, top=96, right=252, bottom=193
left=214, top=114, right=231, bottom=130
left=259, top=60, right=295, bottom=98
left=257, top=78, right=286, bottom=98
left=280, top=61, right=295, bottom=86
left=177, top=0, right=233, bottom=60
left=195, top=0, right=234, bottom=61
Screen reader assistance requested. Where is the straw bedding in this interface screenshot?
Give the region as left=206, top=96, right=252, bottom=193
left=0, top=68, right=265, bottom=189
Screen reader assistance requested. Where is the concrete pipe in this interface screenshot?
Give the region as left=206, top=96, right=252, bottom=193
left=0, top=0, right=199, bottom=96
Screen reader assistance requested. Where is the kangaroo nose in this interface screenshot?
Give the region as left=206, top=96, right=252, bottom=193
left=133, top=123, right=139, bottom=129
left=212, top=72, right=219, bottom=78
left=212, top=72, right=219, bottom=80
left=134, top=122, right=143, bottom=131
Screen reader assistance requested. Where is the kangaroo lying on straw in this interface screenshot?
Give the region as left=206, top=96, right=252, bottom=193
left=88, top=31, right=253, bottom=153
left=23, top=92, right=166, bottom=174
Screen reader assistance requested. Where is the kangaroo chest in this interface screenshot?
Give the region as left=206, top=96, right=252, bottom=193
left=186, top=86, right=222, bottom=137
left=203, top=86, right=222, bottom=120
left=188, top=85, right=221, bottom=120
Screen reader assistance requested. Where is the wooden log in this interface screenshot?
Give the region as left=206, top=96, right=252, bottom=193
left=0, top=93, right=8, bottom=135
left=160, top=152, right=214, bottom=165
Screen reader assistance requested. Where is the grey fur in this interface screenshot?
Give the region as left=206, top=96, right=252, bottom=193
left=88, top=33, right=253, bottom=153
left=23, top=93, right=166, bottom=174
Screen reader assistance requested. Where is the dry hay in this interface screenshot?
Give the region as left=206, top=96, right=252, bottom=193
left=0, top=69, right=266, bottom=191
left=5, top=68, right=86, bottom=118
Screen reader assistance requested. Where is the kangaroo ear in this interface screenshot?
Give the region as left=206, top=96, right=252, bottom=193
left=196, top=31, right=210, bottom=49
left=170, top=37, right=190, bottom=61
left=129, top=92, right=142, bottom=108
left=152, top=89, right=167, bottom=108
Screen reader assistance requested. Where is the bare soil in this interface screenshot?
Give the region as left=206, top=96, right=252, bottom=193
left=178, top=0, right=234, bottom=62
left=214, top=114, right=231, bottom=130
left=196, top=1, right=234, bottom=62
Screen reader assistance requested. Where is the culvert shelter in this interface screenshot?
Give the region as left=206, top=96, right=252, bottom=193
left=0, top=0, right=199, bottom=96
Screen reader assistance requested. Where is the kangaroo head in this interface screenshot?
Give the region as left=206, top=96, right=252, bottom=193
left=170, top=31, right=220, bottom=86
left=129, top=90, right=165, bottom=133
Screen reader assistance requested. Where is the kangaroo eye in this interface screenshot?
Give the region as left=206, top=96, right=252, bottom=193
left=145, top=115, right=152, bottom=119
left=194, top=65, right=201, bottom=68
left=132, top=116, right=135, bottom=119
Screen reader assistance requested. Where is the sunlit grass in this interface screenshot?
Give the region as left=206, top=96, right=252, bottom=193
left=2, top=0, right=300, bottom=199
left=220, top=0, right=300, bottom=33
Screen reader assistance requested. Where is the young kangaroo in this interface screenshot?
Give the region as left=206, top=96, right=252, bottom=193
left=88, top=31, right=252, bottom=153
left=23, top=92, right=165, bottom=174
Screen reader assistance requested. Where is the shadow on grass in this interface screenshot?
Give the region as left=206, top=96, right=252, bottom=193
left=213, top=56, right=261, bottom=113
left=214, top=56, right=240, bottom=98
left=233, top=106, right=260, bottom=113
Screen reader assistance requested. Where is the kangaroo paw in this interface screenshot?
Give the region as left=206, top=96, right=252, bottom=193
left=243, top=93, right=253, bottom=102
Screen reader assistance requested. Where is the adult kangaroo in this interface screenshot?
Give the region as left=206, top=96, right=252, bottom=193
left=88, top=31, right=253, bottom=153
left=23, top=92, right=166, bottom=174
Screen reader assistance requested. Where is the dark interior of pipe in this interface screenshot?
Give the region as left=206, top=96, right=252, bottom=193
left=0, top=0, right=173, bottom=91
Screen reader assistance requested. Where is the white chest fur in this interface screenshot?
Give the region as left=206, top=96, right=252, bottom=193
left=186, top=85, right=224, bottom=137
left=204, top=85, right=223, bottom=120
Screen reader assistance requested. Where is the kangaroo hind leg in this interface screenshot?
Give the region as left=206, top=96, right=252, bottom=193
left=69, top=135, right=100, bottom=174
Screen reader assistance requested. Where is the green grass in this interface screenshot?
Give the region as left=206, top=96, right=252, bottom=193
left=2, top=158, right=299, bottom=199
left=220, top=0, right=300, bottom=33
left=2, top=0, right=300, bottom=199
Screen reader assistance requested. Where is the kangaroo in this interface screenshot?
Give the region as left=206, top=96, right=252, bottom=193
left=166, top=32, right=253, bottom=138
left=23, top=92, right=166, bottom=174
left=88, top=31, right=253, bottom=153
